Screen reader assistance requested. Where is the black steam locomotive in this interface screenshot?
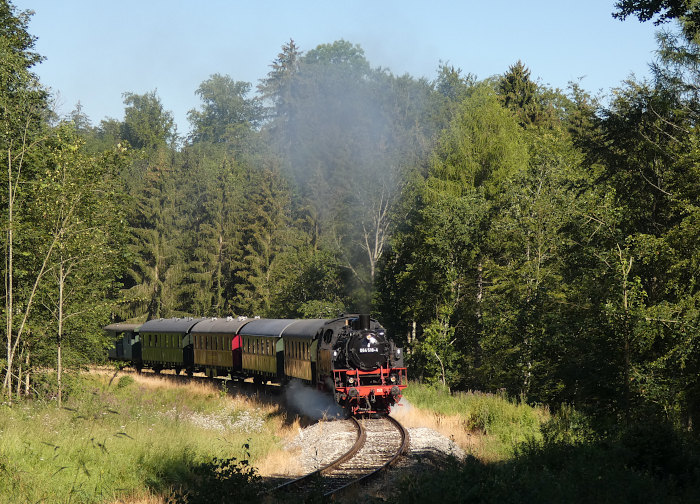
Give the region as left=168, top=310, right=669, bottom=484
left=107, top=314, right=407, bottom=415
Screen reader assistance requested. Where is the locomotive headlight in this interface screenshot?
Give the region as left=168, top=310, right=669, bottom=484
left=389, top=374, right=397, bottom=383
left=333, top=350, right=338, bottom=358
left=347, top=376, right=355, bottom=385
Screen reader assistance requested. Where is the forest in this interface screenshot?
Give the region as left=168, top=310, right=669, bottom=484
left=2, top=0, right=700, bottom=434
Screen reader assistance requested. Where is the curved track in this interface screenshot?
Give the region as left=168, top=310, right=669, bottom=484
left=271, top=415, right=409, bottom=499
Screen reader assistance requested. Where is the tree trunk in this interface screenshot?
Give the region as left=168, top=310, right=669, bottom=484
left=4, top=151, right=15, bottom=402
left=57, top=263, right=64, bottom=408
left=24, top=350, right=30, bottom=396
left=618, top=246, right=633, bottom=425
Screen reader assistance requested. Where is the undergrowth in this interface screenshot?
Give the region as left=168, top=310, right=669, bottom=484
left=0, top=370, right=282, bottom=503
left=396, top=383, right=700, bottom=503
left=402, top=382, right=547, bottom=459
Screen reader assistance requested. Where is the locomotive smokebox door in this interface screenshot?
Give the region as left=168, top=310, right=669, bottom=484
left=348, top=329, right=390, bottom=371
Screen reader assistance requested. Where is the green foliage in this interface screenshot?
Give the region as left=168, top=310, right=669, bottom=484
left=121, top=90, right=176, bottom=149
left=411, top=314, right=461, bottom=389
left=428, top=84, right=529, bottom=199
left=116, top=375, right=134, bottom=389
left=0, top=372, right=283, bottom=503
left=497, top=60, right=556, bottom=127
left=187, top=74, right=261, bottom=145
left=404, top=382, right=545, bottom=457
left=390, top=418, right=700, bottom=504
left=230, top=166, right=294, bottom=316
left=614, top=0, right=700, bottom=42
left=175, top=447, right=262, bottom=504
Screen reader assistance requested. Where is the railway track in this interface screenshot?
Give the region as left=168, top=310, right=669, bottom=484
left=270, top=415, right=410, bottom=499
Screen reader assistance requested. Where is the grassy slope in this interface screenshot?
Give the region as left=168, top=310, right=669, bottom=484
left=399, top=382, right=548, bottom=461
left=0, top=371, right=296, bottom=503
left=393, top=383, right=700, bottom=504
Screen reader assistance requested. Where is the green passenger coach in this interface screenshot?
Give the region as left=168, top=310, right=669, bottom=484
left=139, top=318, right=204, bottom=374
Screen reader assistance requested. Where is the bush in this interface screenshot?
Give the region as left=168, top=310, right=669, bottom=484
left=390, top=420, right=700, bottom=504
left=175, top=443, right=263, bottom=504
left=116, top=375, right=134, bottom=389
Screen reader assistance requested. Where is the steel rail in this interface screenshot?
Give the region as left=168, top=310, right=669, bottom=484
left=324, top=415, right=409, bottom=498
left=269, top=416, right=365, bottom=494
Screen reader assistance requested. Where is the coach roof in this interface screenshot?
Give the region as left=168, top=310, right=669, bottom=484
left=191, top=317, right=252, bottom=334
left=138, top=317, right=205, bottom=334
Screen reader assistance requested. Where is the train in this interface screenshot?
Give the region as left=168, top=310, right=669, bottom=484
left=106, top=314, right=407, bottom=415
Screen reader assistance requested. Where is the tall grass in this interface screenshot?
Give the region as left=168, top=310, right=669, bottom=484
left=0, top=370, right=294, bottom=503
left=394, top=383, right=700, bottom=503
left=400, top=382, right=548, bottom=460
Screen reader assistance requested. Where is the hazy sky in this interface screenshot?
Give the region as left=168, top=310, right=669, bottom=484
left=13, top=0, right=663, bottom=134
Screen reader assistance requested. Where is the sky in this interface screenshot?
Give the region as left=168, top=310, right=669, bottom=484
left=13, top=0, right=664, bottom=135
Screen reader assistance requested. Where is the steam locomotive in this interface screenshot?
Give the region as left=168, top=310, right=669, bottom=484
left=106, top=314, right=407, bottom=415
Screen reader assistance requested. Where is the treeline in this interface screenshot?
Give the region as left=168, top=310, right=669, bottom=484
left=2, top=0, right=700, bottom=429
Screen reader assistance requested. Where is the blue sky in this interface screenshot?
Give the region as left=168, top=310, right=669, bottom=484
left=14, top=0, right=663, bottom=134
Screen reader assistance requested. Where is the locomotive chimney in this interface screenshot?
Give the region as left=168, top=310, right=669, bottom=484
left=358, top=314, right=371, bottom=330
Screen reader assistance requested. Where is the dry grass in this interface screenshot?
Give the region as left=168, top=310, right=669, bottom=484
left=255, top=415, right=305, bottom=477
left=391, top=401, right=497, bottom=461
left=107, top=490, right=174, bottom=504
left=96, top=368, right=308, bottom=477
left=93, top=367, right=273, bottom=413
